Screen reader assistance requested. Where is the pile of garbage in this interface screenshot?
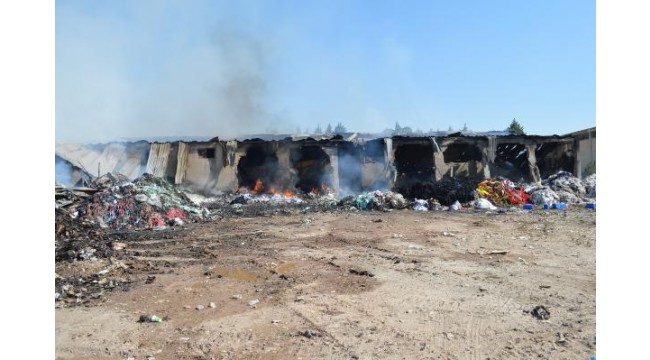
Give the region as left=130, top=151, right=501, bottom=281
left=475, top=178, right=529, bottom=205
left=56, top=173, right=208, bottom=231
left=527, top=171, right=596, bottom=205
left=473, top=171, right=597, bottom=206
left=344, top=190, right=408, bottom=210
left=398, top=178, right=476, bottom=206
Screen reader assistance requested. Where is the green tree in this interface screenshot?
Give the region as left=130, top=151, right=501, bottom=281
left=507, top=118, right=525, bottom=135
left=314, top=124, right=322, bottom=134
left=325, top=123, right=332, bottom=134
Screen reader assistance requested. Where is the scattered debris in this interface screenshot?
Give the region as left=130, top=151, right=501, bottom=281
left=209, top=302, right=216, bottom=309
left=475, top=198, right=497, bottom=210
left=195, top=305, right=205, bottom=311
left=138, top=315, right=163, bottom=323
left=248, top=299, right=260, bottom=306
left=488, top=250, right=509, bottom=255
left=349, top=269, right=375, bottom=277
left=302, top=329, right=321, bottom=338
left=531, top=305, right=550, bottom=320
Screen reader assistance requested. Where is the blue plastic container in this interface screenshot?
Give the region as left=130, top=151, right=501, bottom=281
left=523, top=204, right=533, bottom=210
left=585, top=203, right=596, bottom=209
left=552, top=202, right=567, bottom=209
left=543, top=204, right=549, bottom=210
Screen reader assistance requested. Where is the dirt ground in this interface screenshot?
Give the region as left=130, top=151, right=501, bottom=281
left=55, top=208, right=596, bottom=360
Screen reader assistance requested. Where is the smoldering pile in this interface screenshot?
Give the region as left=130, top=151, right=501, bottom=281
left=56, top=173, right=209, bottom=232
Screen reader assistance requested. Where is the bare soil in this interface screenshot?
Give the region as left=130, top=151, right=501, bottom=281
left=55, top=208, right=596, bottom=359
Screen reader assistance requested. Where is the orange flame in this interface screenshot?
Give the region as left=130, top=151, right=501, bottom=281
left=252, top=179, right=263, bottom=194
left=283, top=189, right=294, bottom=197
left=321, top=182, right=328, bottom=193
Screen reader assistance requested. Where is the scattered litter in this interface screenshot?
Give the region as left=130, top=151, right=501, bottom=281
left=449, top=201, right=462, bottom=211
left=248, top=299, right=260, bottom=306
left=112, top=241, right=126, bottom=251
left=531, top=305, right=550, bottom=320
left=209, top=302, right=216, bottom=309
left=302, top=329, right=321, bottom=338
left=138, top=315, right=163, bottom=323
left=195, top=305, right=205, bottom=311
left=231, top=294, right=242, bottom=300
left=476, top=198, right=497, bottom=210
left=488, top=250, right=508, bottom=255
left=349, top=268, right=375, bottom=277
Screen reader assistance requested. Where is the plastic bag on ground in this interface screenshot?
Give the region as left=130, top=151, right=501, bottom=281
left=476, top=198, right=497, bottom=210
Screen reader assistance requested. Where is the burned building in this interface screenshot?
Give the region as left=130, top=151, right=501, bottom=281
left=55, top=129, right=592, bottom=198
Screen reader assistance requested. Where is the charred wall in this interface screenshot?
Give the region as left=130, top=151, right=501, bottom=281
left=361, top=138, right=388, bottom=190
left=56, top=133, right=581, bottom=196
left=176, top=142, right=229, bottom=195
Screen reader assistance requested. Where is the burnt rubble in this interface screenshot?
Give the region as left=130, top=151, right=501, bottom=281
left=55, top=170, right=595, bottom=307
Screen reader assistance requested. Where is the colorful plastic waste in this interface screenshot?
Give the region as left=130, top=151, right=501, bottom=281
left=476, top=178, right=529, bottom=205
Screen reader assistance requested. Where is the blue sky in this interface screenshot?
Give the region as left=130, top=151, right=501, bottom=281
left=56, top=0, right=595, bottom=142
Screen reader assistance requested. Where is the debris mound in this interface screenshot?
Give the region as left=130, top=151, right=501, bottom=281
left=56, top=173, right=207, bottom=232
left=583, top=174, right=596, bottom=198
left=475, top=178, right=528, bottom=205
left=346, top=190, right=407, bottom=210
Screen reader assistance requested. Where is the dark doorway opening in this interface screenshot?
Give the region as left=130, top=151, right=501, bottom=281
left=237, top=146, right=280, bottom=191
left=290, top=146, right=331, bottom=193
left=492, top=144, right=529, bottom=180
left=535, top=143, right=574, bottom=179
